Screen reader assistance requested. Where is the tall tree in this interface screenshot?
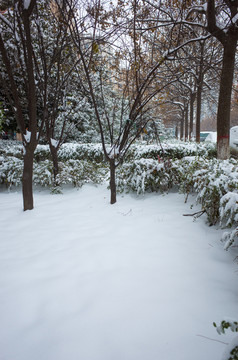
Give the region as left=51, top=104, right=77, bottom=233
left=35, top=1, right=80, bottom=187
left=205, top=0, right=238, bottom=158
left=56, top=0, right=179, bottom=204
left=0, top=0, right=39, bottom=210
left=0, top=0, right=79, bottom=208
left=144, top=0, right=237, bottom=157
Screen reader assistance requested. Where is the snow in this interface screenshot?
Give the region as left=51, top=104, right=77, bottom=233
left=230, top=126, right=238, bottom=150
left=205, top=132, right=217, bottom=143
left=24, top=0, right=31, bottom=9
left=50, top=138, right=59, bottom=148
left=23, top=130, right=31, bottom=143
left=0, top=184, right=238, bottom=360
left=231, top=13, right=238, bottom=25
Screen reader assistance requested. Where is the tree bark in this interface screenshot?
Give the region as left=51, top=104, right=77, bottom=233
left=189, top=92, right=195, bottom=140
left=195, top=42, right=204, bottom=143
left=109, top=158, right=116, bottom=204
left=196, top=82, right=202, bottom=143
left=216, top=36, right=237, bottom=159
left=175, top=124, right=178, bottom=139
left=50, top=144, right=59, bottom=186
left=184, top=105, right=188, bottom=141
left=180, top=113, right=184, bottom=141
left=22, top=146, right=35, bottom=211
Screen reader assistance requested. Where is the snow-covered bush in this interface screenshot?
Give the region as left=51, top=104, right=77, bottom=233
left=116, top=158, right=173, bottom=194
left=0, top=155, right=23, bottom=187
left=174, top=157, right=205, bottom=200
left=0, top=142, right=108, bottom=190
left=184, top=158, right=238, bottom=225
left=220, top=192, right=238, bottom=228
left=221, top=228, right=238, bottom=251
left=0, top=140, right=23, bottom=158
left=33, top=160, right=54, bottom=187
left=34, top=145, right=51, bottom=162
left=128, top=141, right=216, bottom=161
left=58, top=143, right=104, bottom=162
left=56, top=160, right=108, bottom=188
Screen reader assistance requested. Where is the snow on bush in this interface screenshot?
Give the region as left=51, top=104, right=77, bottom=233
left=0, top=140, right=23, bottom=158
left=0, top=155, right=23, bottom=187
left=116, top=158, right=173, bottom=194
left=222, top=228, right=238, bottom=251
left=58, top=143, right=104, bottom=162
left=0, top=141, right=108, bottom=189
left=56, top=159, right=108, bottom=188
left=34, top=144, right=51, bottom=161
left=129, top=141, right=216, bottom=160
left=193, top=159, right=238, bottom=225
left=220, top=192, right=238, bottom=228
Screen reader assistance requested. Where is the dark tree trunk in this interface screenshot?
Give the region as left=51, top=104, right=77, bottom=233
left=50, top=144, right=59, bottom=186
left=22, top=146, right=35, bottom=211
left=217, top=36, right=237, bottom=159
left=180, top=115, right=184, bottom=141
left=175, top=125, right=178, bottom=139
left=196, top=42, right=204, bottom=143
left=184, top=105, right=188, bottom=141
left=189, top=92, right=195, bottom=141
left=109, top=158, right=116, bottom=204
left=196, top=83, right=202, bottom=143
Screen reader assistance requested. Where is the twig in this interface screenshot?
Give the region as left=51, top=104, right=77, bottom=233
left=183, top=210, right=206, bottom=217
left=196, top=334, right=228, bottom=345
left=119, top=209, right=132, bottom=216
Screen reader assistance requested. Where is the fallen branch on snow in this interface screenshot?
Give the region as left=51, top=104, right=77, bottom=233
left=183, top=210, right=206, bottom=218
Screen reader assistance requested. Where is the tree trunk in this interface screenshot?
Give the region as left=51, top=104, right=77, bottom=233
left=180, top=115, right=184, bottom=141
left=196, top=42, right=204, bottom=143
left=22, top=146, right=34, bottom=211
left=175, top=125, right=178, bottom=139
left=196, top=83, right=202, bottom=143
left=50, top=144, right=59, bottom=186
left=189, top=92, right=195, bottom=141
left=184, top=105, right=188, bottom=141
left=109, top=158, right=116, bottom=204
left=217, top=36, right=237, bottom=159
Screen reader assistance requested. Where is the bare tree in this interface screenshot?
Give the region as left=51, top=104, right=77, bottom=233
left=55, top=0, right=180, bottom=204
left=205, top=0, right=238, bottom=158
left=144, top=0, right=238, bottom=157
left=0, top=0, right=79, bottom=208
left=34, top=3, right=80, bottom=187
left=0, top=0, right=40, bottom=210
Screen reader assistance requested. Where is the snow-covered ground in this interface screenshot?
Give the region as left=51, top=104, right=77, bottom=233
left=0, top=184, right=238, bottom=360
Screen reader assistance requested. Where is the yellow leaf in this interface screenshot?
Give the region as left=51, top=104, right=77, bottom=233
left=92, top=42, right=99, bottom=53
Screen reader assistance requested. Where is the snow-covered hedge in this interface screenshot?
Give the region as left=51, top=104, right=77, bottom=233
left=0, top=141, right=105, bottom=163
left=0, top=157, right=108, bottom=189
left=58, top=143, right=105, bottom=162
left=0, top=140, right=216, bottom=162
left=129, top=141, right=217, bottom=160
left=116, top=158, right=174, bottom=194
left=56, top=160, right=108, bottom=187
left=0, top=155, right=23, bottom=187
